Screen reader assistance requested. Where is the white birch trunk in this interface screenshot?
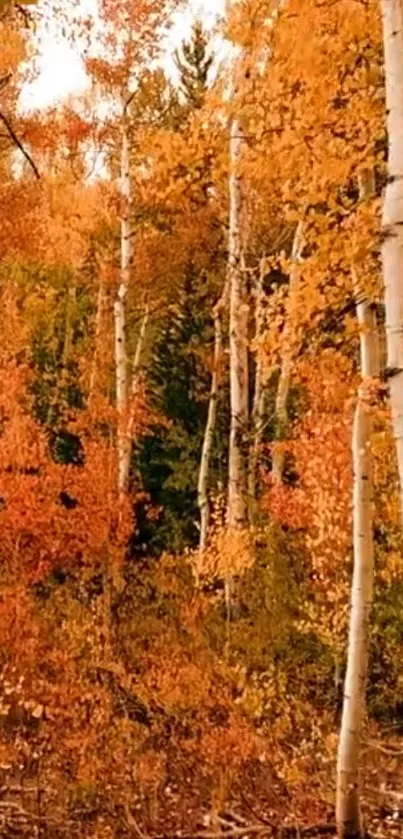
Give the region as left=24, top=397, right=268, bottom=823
left=272, top=221, right=304, bottom=482
left=127, top=305, right=149, bottom=439
left=228, top=117, right=249, bottom=528
left=248, top=257, right=268, bottom=512
left=132, top=307, right=149, bottom=393
left=198, top=286, right=227, bottom=552
left=89, top=275, right=106, bottom=403
left=115, top=113, right=132, bottom=495
left=124, top=305, right=149, bottom=497
left=380, top=0, right=403, bottom=524
left=336, top=169, right=380, bottom=839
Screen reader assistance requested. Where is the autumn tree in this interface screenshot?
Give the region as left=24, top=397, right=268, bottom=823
left=227, top=108, right=249, bottom=530
left=86, top=0, right=180, bottom=495
left=134, top=27, right=225, bottom=553
left=1, top=1, right=403, bottom=838
left=379, top=0, right=403, bottom=522
left=336, top=170, right=381, bottom=839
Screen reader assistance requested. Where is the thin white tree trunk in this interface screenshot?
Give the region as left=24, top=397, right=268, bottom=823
left=228, top=117, right=249, bottom=528
left=272, top=221, right=304, bottom=482
left=198, top=285, right=227, bottom=552
left=127, top=305, right=149, bottom=439
left=115, top=112, right=132, bottom=495
left=123, top=305, right=149, bottom=498
left=248, top=257, right=268, bottom=513
left=89, top=274, right=106, bottom=402
left=380, top=0, right=403, bottom=522
left=336, top=169, right=380, bottom=839
left=132, top=307, right=149, bottom=392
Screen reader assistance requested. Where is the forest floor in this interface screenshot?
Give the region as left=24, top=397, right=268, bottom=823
left=0, top=723, right=402, bottom=838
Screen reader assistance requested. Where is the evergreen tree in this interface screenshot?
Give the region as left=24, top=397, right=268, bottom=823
left=132, top=26, right=221, bottom=555
left=174, top=19, right=214, bottom=111
left=136, top=266, right=221, bottom=554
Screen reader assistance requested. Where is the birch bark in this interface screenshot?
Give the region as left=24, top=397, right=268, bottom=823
left=115, top=108, right=132, bottom=495
left=248, top=258, right=268, bottom=513
left=336, top=169, right=380, bottom=839
left=272, top=221, right=304, bottom=482
left=89, top=274, right=106, bottom=403
left=198, top=285, right=228, bottom=551
left=379, top=0, right=403, bottom=522
left=228, top=116, right=249, bottom=528
left=126, top=305, right=149, bottom=442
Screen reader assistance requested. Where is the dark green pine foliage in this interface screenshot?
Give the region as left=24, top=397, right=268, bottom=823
left=174, top=19, right=214, bottom=112
left=132, top=25, right=223, bottom=555
left=136, top=267, right=223, bottom=555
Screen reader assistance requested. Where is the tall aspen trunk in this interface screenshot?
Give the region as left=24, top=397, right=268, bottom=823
left=272, top=221, right=304, bottom=482
left=131, top=306, right=149, bottom=393
left=115, top=113, right=132, bottom=495
left=380, top=0, right=403, bottom=522
left=248, top=257, right=268, bottom=514
left=89, top=274, right=106, bottom=403
left=336, top=169, right=380, bottom=839
left=225, top=111, right=249, bottom=645
left=228, top=117, right=249, bottom=528
left=125, top=305, right=149, bottom=496
left=198, top=286, right=227, bottom=552
left=127, top=305, right=149, bottom=440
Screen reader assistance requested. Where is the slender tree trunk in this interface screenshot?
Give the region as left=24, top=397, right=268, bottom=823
left=62, top=278, right=76, bottom=368
left=115, top=113, right=132, bottom=495
left=127, top=305, right=149, bottom=438
left=380, top=0, right=403, bottom=522
left=46, top=277, right=77, bottom=425
left=248, top=257, right=268, bottom=515
left=198, top=285, right=228, bottom=552
left=228, top=117, right=249, bottom=528
left=132, top=306, right=149, bottom=389
left=272, top=220, right=304, bottom=482
left=336, top=169, right=380, bottom=839
left=123, top=305, right=149, bottom=497
left=89, top=274, right=106, bottom=403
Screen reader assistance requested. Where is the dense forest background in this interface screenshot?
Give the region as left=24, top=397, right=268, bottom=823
left=0, top=0, right=403, bottom=837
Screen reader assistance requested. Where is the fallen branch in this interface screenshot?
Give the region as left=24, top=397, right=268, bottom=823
left=171, top=825, right=268, bottom=837
left=123, top=803, right=148, bottom=839
left=363, top=738, right=403, bottom=756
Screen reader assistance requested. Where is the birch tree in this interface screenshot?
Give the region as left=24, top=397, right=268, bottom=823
left=379, top=0, right=403, bottom=522
left=228, top=115, right=249, bottom=529
left=198, top=284, right=227, bottom=551
left=115, top=102, right=132, bottom=495
left=336, top=169, right=380, bottom=839
left=126, top=304, right=149, bottom=441
left=89, top=271, right=106, bottom=403
left=248, top=257, right=268, bottom=514
left=86, top=0, right=178, bottom=496
left=272, top=220, right=304, bottom=482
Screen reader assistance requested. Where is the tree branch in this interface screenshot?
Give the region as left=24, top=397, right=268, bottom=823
left=0, top=111, right=40, bottom=179
left=0, top=73, right=12, bottom=91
